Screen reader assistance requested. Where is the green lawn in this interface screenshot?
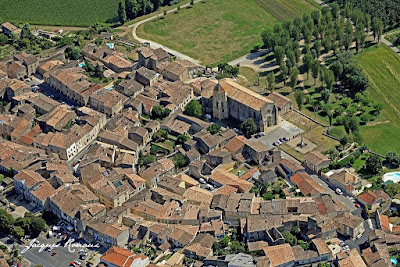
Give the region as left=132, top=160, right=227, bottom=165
left=0, top=0, right=119, bottom=26
left=137, top=0, right=317, bottom=65
left=356, top=45, right=400, bottom=154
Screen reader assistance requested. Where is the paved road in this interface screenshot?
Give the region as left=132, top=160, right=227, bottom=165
left=381, top=36, right=400, bottom=55
left=306, top=169, right=358, bottom=212
left=129, top=0, right=203, bottom=65
left=0, top=234, right=84, bottom=267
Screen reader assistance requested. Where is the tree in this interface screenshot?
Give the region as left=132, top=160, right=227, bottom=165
left=10, top=244, right=20, bottom=263
left=372, top=17, right=383, bottom=42
left=190, top=0, right=194, bottom=5
left=263, top=192, right=274, bottom=200
left=125, top=0, right=139, bottom=19
left=12, top=226, right=25, bottom=239
left=343, top=116, right=359, bottom=134
left=282, top=231, right=297, bottom=246
left=151, top=0, right=162, bottom=10
left=266, top=72, right=275, bottom=91
left=94, top=63, right=103, bottom=79
left=65, top=46, right=81, bottom=60
left=208, top=123, right=221, bottom=134
left=152, top=129, right=168, bottom=142
left=241, top=118, right=257, bottom=137
left=0, top=34, right=8, bottom=45
left=313, top=40, right=321, bottom=57
left=230, top=241, right=245, bottom=253
left=310, top=99, right=320, bottom=118
left=173, top=153, right=188, bottom=169
left=118, top=2, right=127, bottom=24
left=321, top=88, right=330, bottom=103
left=303, top=52, right=313, bottom=80
left=355, top=28, right=366, bottom=53
left=311, top=60, right=320, bottom=85
left=0, top=209, right=14, bottom=233
left=330, top=61, right=343, bottom=82
left=184, top=100, right=202, bottom=118
left=274, top=46, right=285, bottom=63
left=324, top=70, right=335, bottom=91
left=331, top=2, right=340, bottom=19
left=30, top=216, right=47, bottom=235
left=176, top=134, right=189, bottom=145
left=327, top=108, right=334, bottom=126
left=340, top=135, right=349, bottom=149
left=365, top=154, right=382, bottom=174
left=151, top=105, right=170, bottom=120
left=386, top=151, right=400, bottom=166
left=20, top=23, right=32, bottom=40
left=360, top=113, right=371, bottom=124
left=289, top=67, right=299, bottom=90
left=261, top=29, right=277, bottom=50
left=280, top=62, right=288, bottom=86
left=294, top=90, right=305, bottom=111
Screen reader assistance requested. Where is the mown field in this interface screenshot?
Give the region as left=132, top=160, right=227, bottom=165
left=137, top=0, right=318, bottom=65
left=0, top=0, right=119, bottom=26
left=356, top=45, right=400, bottom=154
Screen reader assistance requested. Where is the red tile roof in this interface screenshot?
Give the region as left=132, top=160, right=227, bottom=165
left=100, top=246, right=147, bottom=267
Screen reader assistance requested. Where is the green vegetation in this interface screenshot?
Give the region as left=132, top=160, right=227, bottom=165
left=0, top=210, right=47, bottom=239
left=355, top=45, right=400, bottom=154
left=207, top=123, right=222, bottom=134
left=0, top=0, right=120, bottom=26
left=138, top=0, right=317, bottom=65
left=173, top=153, right=188, bottom=168
left=213, top=228, right=246, bottom=255
left=184, top=100, right=202, bottom=118
left=151, top=105, right=170, bottom=120
left=241, top=118, right=257, bottom=138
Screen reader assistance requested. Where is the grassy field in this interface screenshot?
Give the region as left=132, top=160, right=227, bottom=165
left=0, top=0, right=119, bottom=26
left=137, top=0, right=317, bottom=65
left=356, top=45, right=400, bottom=154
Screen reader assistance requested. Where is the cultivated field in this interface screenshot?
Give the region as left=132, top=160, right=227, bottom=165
left=137, top=0, right=318, bottom=65
left=0, top=0, right=119, bottom=26
left=356, top=45, right=400, bottom=154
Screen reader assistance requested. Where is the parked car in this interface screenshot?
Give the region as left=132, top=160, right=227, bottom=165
left=199, top=178, right=206, bottom=184
left=357, top=233, right=363, bottom=239
left=335, top=188, right=343, bottom=195
left=355, top=203, right=361, bottom=208
left=70, top=262, right=77, bottom=267
left=74, top=260, right=81, bottom=266
left=51, top=251, right=57, bottom=256
left=283, top=137, right=289, bottom=141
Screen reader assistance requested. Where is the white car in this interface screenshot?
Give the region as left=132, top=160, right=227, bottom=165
left=199, top=178, right=206, bottom=184
left=357, top=233, right=362, bottom=239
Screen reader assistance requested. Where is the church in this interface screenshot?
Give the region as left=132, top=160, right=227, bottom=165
left=212, top=79, right=278, bottom=132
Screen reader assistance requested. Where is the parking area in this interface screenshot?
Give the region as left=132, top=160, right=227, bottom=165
left=249, top=120, right=304, bottom=149
left=26, top=75, right=78, bottom=108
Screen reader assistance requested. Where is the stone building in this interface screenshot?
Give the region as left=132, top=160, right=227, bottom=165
left=212, top=79, right=278, bottom=131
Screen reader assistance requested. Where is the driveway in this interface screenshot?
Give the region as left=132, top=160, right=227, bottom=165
left=249, top=120, right=303, bottom=149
